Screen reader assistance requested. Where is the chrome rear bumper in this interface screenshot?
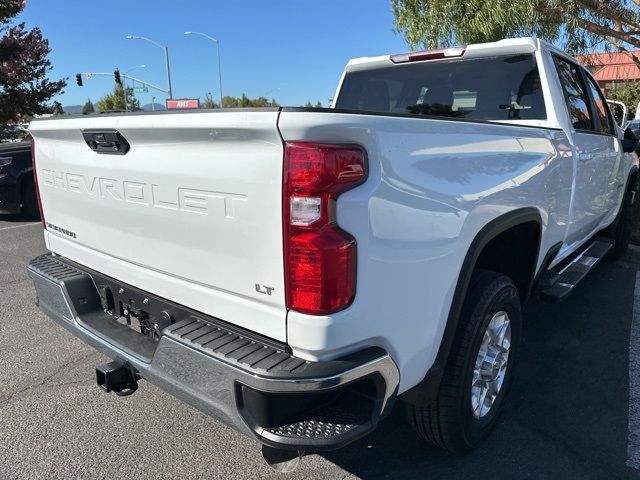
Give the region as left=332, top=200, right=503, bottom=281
left=28, top=254, right=399, bottom=452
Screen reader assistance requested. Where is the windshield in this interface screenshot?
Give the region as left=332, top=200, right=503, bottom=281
left=335, top=54, right=546, bottom=121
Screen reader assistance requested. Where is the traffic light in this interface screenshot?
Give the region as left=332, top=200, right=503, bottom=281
left=114, top=69, right=121, bottom=84
left=76, top=74, right=83, bottom=86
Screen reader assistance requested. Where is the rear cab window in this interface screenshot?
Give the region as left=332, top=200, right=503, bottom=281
left=335, top=54, right=546, bottom=121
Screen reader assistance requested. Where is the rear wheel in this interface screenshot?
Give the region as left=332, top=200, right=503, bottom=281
left=21, top=175, right=40, bottom=219
left=404, top=270, right=521, bottom=452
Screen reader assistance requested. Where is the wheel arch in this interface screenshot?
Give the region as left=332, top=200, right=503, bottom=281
left=401, top=207, right=542, bottom=404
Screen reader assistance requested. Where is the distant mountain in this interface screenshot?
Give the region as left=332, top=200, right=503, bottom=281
left=62, top=104, right=83, bottom=114
left=142, top=103, right=167, bottom=112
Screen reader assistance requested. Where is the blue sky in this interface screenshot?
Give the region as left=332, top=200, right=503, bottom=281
left=19, top=0, right=408, bottom=107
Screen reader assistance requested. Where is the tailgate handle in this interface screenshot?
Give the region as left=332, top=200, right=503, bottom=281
left=82, top=129, right=130, bottom=155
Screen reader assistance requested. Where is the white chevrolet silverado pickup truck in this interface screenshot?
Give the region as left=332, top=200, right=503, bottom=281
left=27, top=37, right=640, bottom=463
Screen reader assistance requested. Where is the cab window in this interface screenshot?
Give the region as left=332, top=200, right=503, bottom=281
left=336, top=54, right=546, bottom=121
left=583, top=73, right=614, bottom=135
left=554, top=56, right=593, bottom=131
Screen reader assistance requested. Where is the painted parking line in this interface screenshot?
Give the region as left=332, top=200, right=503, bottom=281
left=628, top=271, right=640, bottom=469
left=0, top=222, right=40, bottom=231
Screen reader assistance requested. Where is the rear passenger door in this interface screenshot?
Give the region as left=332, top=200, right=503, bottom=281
left=581, top=70, right=622, bottom=215
left=554, top=55, right=619, bottom=247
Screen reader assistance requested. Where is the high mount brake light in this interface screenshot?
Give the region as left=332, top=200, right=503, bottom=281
left=283, top=142, right=367, bottom=315
left=390, top=46, right=466, bottom=64
left=30, top=136, right=46, bottom=228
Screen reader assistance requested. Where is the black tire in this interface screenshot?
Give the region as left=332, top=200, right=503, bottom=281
left=606, top=186, right=634, bottom=260
left=21, top=175, right=40, bottom=219
left=404, top=270, right=522, bottom=452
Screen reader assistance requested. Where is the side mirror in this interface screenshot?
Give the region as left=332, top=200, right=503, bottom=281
left=622, top=127, right=640, bottom=153
left=607, top=99, right=628, bottom=128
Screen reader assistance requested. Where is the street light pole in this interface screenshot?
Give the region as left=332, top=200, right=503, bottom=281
left=185, top=31, right=223, bottom=107
left=126, top=35, right=173, bottom=99
left=164, top=47, right=173, bottom=100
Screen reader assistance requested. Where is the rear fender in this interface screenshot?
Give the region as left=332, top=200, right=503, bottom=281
left=401, top=207, right=542, bottom=405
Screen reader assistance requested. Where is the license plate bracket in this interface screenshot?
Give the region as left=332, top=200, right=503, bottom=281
left=115, top=300, right=166, bottom=340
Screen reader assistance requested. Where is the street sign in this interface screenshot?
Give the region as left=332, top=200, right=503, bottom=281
left=86, top=72, right=93, bottom=80
left=133, top=87, right=148, bottom=93
left=166, top=99, right=199, bottom=109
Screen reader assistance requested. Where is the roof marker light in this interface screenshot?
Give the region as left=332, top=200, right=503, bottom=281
left=390, top=46, right=466, bottom=64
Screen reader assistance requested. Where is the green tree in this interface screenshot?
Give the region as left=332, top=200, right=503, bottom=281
left=0, top=0, right=66, bottom=124
left=304, top=100, right=324, bottom=108
left=391, top=0, right=640, bottom=65
left=250, top=96, right=271, bottom=107
left=52, top=101, right=64, bottom=115
left=202, top=93, right=217, bottom=109
left=96, top=84, right=140, bottom=112
left=81, top=98, right=95, bottom=114
left=221, top=95, right=240, bottom=108
left=608, top=80, right=640, bottom=118
left=220, top=94, right=278, bottom=108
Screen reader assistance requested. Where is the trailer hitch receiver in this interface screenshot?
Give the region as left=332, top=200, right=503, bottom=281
left=96, top=360, right=138, bottom=396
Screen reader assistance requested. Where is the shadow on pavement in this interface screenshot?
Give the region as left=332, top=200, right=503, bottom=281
left=319, top=257, right=640, bottom=479
left=0, top=211, right=39, bottom=223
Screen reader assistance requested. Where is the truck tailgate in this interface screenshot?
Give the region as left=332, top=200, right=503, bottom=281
left=29, top=110, right=287, bottom=341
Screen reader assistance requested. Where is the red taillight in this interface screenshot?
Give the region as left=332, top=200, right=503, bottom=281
left=31, top=136, right=46, bottom=228
left=283, top=142, right=367, bottom=315
left=390, top=46, right=466, bottom=64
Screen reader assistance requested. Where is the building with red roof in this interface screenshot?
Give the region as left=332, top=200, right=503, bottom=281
left=578, top=51, right=640, bottom=94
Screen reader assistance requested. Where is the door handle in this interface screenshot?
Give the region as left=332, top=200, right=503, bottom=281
left=578, top=153, right=593, bottom=162
left=82, top=129, right=130, bottom=155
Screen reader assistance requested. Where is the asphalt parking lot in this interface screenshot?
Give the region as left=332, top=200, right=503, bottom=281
left=2, top=212, right=640, bottom=479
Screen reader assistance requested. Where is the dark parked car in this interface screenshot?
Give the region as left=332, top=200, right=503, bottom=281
left=0, top=135, right=39, bottom=217
left=627, top=119, right=640, bottom=137
left=626, top=119, right=640, bottom=154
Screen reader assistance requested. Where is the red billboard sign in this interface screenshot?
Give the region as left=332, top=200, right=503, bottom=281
left=166, top=99, right=200, bottom=109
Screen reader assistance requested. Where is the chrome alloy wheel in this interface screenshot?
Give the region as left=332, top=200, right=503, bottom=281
left=471, top=311, right=511, bottom=419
